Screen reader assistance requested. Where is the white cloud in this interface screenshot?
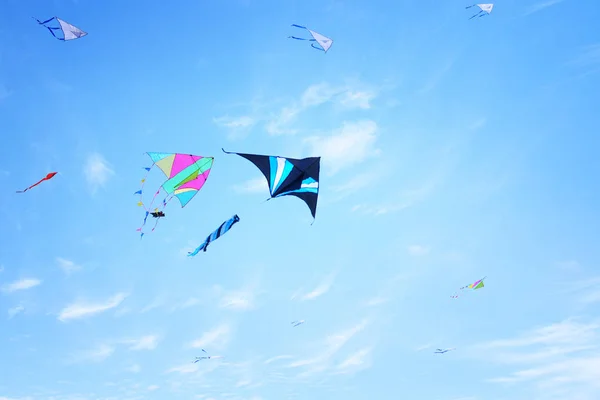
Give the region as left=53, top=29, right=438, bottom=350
left=56, top=257, right=82, bottom=275
left=407, top=245, right=430, bottom=256
left=126, top=335, right=159, bottom=351
left=294, top=272, right=336, bottom=301
left=126, top=364, right=141, bottom=373
left=232, top=177, right=268, bottom=194
left=167, top=363, right=199, bottom=374
left=147, top=385, right=160, bottom=391
left=73, top=344, right=115, bottom=363
left=1, top=278, right=41, bottom=293
left=214, top=115, right=255, bottom=129
left=58, top=292, right=128, bottom=322
left=266, top=82, right=378, bottom=135
left=471, top=318, right=600, bottom=399
left=365, top=296, right=388, bottom=307
left=219, top=289, right=256, bottom=311
left=214, top=115, right=256, bottom=140
left=288, top=320, right=369, bottom=376
left=189, top=323, right=231, bottom=349
left=524, top=0, right=565, bottom=16
left=304, top=120, right=380, bottom=175
left=418, top=59, right=454, bottom=94
left=339, top=90, right=376, bottom=109
left=0, top=84, right=13, bottom=101
left=264, top=355, right=293, bottom=364
left=8, top=305, right=25, bottom=318
left=335, top=347, right=372, bottom=374
left=352, top=178, right=439, bottom=217
left=84, top=153, right=114, bottom=193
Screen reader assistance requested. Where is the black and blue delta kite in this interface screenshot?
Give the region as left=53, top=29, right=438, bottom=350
left=222, top=149, right=320, bottom=221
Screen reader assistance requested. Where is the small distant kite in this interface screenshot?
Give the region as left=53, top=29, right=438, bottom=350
left=465, top=4, right=494, bottom=19
left=193, top=349, right=223, bottom=362
left=288, top=24, right=333, bottom=53
left=34, top=17, right=87, bottom=41
left=451, top=277, right=486, bottom=298
left=135, top=152, right=214, bottom=238
left=16, top=172, right=57, bottom=193
left=222, top=148, right=320, bottom=221
left=434, top=348, right=456, bottom=354
left=291, top=320, right=305, bottom=327
left=188, top=214, right=240, bottom=256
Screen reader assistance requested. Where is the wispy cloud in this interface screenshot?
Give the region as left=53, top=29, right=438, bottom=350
left=83, top=153, right=114, bottom=193
left=288, top=320, right=369, bottom=377
left=213, top=115, right=256, bottom=140
left=1, top=278, right=41, bottom=293
left=7, top=305, right=25, bottom=319
left=217, top=282, right=259, bottom=311
left=58, top=292, right=128, bottom=322
left=335, top=347, right=373, bottom=375
left=293, top=271, right=336, bottom=301
left=56, top=257, right=82, bottom=275
left=352, top=176, right=440, bottom=216
left=232, top=177, right=268, bottom=194
left=407, top=245, right=430, bottom=256
left=523, top=0, right=565, bottom=16
left=563, top=276, right=600, bottom=305
left=471, top=318, right=600, bottom=398
left=124, top=335, right=160, bottom=351
left=266, top=82, right=378, bottom=135
left=0, top=84, right=12, bottom=101
left=304, top=120, right=381, bottom=176
left=126, top=364, right=141, bottom=373
left=418, top=59, right=454, bottom=94
left=70, top=344, right=115, bottom=363
left=167, top=363, right=199, bottom=374
left=189, top=323, right=232, bottom=350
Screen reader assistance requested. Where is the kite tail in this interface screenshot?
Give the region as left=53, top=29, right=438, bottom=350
left=16, top=177, right=47, bottom=193
left=311, top=43, right=325, bottom=51
left=469, top=10, right=484, bottom=19
left=33, top=17, right=64, bottom=40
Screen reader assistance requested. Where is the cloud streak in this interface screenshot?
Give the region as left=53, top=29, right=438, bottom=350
left=58, top=292, right=128, bottom=322
left=471, top=318, right=600, bottom=399
left=84, top=153, right=114, bottom=193
left=304, top=120, right=381, bottom=176
left=523, top=0, right=565, bottom=16
left=1, top=278, right=41, bottom=293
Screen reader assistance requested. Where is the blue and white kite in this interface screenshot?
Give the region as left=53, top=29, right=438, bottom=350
left=434, top=348, right=456, bottom=354
left=288, top=24, right=333, bottom=53
left=34, top=17, right=87, bottom=41
left=188, top=215, right=240, bottom=256
left=465, top=4, right=494, bottom=19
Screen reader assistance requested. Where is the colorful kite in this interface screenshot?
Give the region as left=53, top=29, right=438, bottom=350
left=34, top=17, right=87, bottom=41
left=288, top=24, right=333, bottom=53
left=291, top=320, right=305, bottom=327
left=451, top=277, right=486, bottom=298
left=466, top=4, right=494, bottom=19
left=434, top=348, right=456, bottom=354
left=222, top=148, right=320, bottom=221
left=135, top=153, right=213, bottom=237
left=188, top=214, right=240, bottom=256
left=16, top=172, right=57, bottom=193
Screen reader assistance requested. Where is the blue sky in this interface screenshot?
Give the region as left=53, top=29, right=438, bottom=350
left=1, top=0, right=600, bottom=399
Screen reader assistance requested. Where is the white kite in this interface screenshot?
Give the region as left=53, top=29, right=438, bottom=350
left=288, top=24, right=333, bottom=53
left=465, top=4, right=494, bottom=19
left=34, top=17, right=87, bottom=41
